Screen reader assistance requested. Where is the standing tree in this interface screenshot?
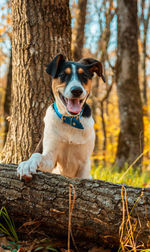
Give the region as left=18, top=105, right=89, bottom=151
left=4, top=49, right=12, bottom=144
left=0, top=0, right=12, bottom=146
left=92, top=0, right=115, bottom=166
left=139, top=0, right=150, bottom=105
left=116, top=0, right=144, bottom=169
left=72, top=0, right=87, bottom=61
left=1, top=0, right=71, bottom=163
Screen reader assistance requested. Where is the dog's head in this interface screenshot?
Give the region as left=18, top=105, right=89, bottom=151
left=46, top=54, right=105, bottom=116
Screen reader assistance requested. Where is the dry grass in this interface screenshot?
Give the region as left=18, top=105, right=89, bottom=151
left=119, top=187, right=145, bottom=252
left=68, top=184, right=76, bottom=252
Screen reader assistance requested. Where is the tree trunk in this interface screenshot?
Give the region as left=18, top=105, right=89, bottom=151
left=72, top=0, right=87, bottom=61
left=1, top=0, right=71, bottom=163
left=0, top=163, right=150, bottom=250
left=92, top=77, right=100, bottom=167
left=116, top=0, right=144, bottom=170
left=3, top=49, right=12, bottom=145
left=100, top=102, right=107, bottom=166
left=142, top=36, right=147, bottom=105
left=140, top=1, right=150, bottom=105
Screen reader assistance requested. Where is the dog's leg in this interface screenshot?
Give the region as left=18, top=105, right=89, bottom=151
left=17, top=153, right=42, bottom=180
left=76, top=159, right=91, bottom=179
left=17, top=133, right=57, bottom=180
left=17, top=151, right=56, bottom=180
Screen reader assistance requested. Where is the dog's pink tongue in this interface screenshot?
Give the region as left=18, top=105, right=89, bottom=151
left=67, top=99, right=82, bottom=114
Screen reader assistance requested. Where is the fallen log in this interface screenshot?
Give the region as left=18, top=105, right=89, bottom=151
left=0, top=163, right=150, bottom=250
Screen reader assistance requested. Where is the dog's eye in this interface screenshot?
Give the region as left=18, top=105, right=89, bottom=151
left=59, top=72, right=66, bottom=78
left=59, top=72, right=66, bottom=81
left=59, top=72, right=71, bottom=83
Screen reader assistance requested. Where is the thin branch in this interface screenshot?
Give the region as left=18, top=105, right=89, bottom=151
left=99, top=82, right=114, bottom=104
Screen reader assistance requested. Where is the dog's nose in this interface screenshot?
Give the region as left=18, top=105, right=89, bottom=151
left=71, top=86, right=83, bottom=97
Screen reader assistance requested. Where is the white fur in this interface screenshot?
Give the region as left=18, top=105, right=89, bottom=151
left=64, top=64, right=86, bottom=99
left=17, top=105, right=95, bottom=179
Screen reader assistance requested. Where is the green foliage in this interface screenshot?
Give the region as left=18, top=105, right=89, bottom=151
left=34, top=247, right=58, bottom=252
left=32, top=238, right=58, bottom=252
left=34, top=244, right=58, bottom=252
left=0, top=207, right=18, bottom=242
left=91, top=163, right=150, bottom=187
left=1, top=241, right=21, bottom=252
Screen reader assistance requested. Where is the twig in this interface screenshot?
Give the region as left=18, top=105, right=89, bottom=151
left=68, top=184, right=76, bottom=252
left=99, top=82, right=114, bottom=104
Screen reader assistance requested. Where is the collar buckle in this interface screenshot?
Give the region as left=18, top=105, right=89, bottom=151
left=53, top=102, right=84, bottom=130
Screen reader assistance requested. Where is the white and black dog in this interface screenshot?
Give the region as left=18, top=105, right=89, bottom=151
left=17, top=54, right=105, bottom=180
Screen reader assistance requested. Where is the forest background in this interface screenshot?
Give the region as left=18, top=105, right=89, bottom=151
left=0, top=0, right=150, bottom=187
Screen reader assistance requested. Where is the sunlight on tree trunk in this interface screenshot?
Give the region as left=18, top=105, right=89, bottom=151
left=116, top=0, right=144, bottom=170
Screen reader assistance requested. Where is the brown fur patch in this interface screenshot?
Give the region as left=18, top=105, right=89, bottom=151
left=83, top=79, right=92, bottom=94
left=52, top=78, right=65, bottom=95
left=52, top=78, right=66, bottom=114
left=77, top=68, right=84, bottom=74
left=65, top=67, right=71, bottom=74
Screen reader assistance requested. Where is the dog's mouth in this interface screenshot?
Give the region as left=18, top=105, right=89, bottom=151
left=59, top=91, right=85, bottom=115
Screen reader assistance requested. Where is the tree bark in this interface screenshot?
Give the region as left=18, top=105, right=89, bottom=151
left=0, top=163, right=150, bottom=250
left=3, top=49, right=12, bottom=145
left=92, top=0, right=115, bottom=167
left=1, top=0, right=71, bottom=164
left=72, top=0, right=87, bottom=61
left=116, top=0, right=144, bottom=170
left=140, top=0, right=150, bottom=105
left=92, top=77, right=100, bottom=167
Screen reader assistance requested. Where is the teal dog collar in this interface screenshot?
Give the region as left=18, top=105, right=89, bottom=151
left=53, top=102, right=84, bottom=130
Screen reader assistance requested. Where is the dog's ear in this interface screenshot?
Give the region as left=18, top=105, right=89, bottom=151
left=46, top=54, right=66, bottom=78
left=79, top=58, right=105, bottom=82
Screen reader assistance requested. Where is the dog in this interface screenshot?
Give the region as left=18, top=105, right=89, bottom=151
left=17, top=54, right=105, bottom=180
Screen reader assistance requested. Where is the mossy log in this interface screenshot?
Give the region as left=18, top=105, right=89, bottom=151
left=0, top=163, right=150, bottom=250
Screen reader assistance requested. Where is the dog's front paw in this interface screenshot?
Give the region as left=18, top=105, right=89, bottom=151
left=17, top=153, right=42, bottom=180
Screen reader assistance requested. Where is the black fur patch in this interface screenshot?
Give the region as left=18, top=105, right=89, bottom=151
left=77, top=66, right=93, bottom=84
left=46, top=54, right=105, bottom=83
left=58, top=65, right=72, bottom=84
left=82, top=103, right=91, bottom=118
left=58, top=62, right=93, bottom=86
left=46, top=54, right=65, bottom=78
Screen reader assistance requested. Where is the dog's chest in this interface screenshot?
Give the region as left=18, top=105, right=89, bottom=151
left=44, top=105, right=95, bottom=144
left=56, top=141, right=92, bottom=177
left=43, top=106, right=95, bottom=177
